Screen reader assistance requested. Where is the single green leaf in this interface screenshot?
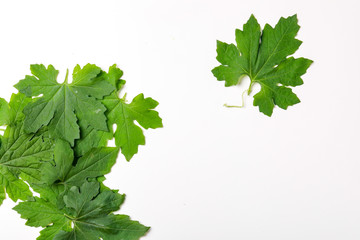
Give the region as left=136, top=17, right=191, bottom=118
left=14, top=64, right=115, bottom=145
left=103, top=93, right=163, bottom=161
left=212, top=14, right=313, bottom=116
left=75, top=65, right=162, bottom=161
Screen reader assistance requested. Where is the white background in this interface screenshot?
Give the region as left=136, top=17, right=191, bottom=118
left=0, top=0, right=359, bottom=239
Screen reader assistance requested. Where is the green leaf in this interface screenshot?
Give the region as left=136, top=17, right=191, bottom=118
left=14, top=64, right=115, bottom=145
left=0, top=97, right=10, bottom=126
left=0, top=93, right=54, bottom=204
left=75, top=65, right=162, bottom=161
left=41, top=146, right=119, bottom=187
left=212, top=15, right=313, bottom=116
left=103, top=93, right=163, bottom=161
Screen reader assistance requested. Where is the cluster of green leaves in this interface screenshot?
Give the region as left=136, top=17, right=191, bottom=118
left=0, top=64, right=162, bottom=239
left=212, top=15, right=313, bottom=116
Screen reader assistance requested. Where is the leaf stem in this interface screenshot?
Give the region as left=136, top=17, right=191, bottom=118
left=223, top=104, right=243, bottom=108
left=64, top=213, right=75, bottom=221
left=247, top=80, right=254, bottom=95
left=64, top=69, right=69, bottom=84
left=121, top=93, right=127, bottom=101
left=223, top=88, right=248, bottom=108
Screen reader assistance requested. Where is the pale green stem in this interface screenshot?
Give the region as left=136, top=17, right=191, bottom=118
left=64, top=213, right=75, bottom=221
left=247, top=80, right=254, bottom=95
left=223, top=104, right=243, bottom=108
left=121, top=92, right=127, bottom=101
left=223, top=88, right=248, bottom=108
left=64, top=69, right=69, bottom=84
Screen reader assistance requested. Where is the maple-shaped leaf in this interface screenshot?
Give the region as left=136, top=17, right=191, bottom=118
left=0, top=93, right=55, bottom=205
left=14, top=181, right=149, bottom=240
left=212, top=15, right=313, bottom=116
left=14, top=64, right=115, bottom=145
left=104, top=93, right=162, bottom=161
left=75, top=65, right=163, bottom=161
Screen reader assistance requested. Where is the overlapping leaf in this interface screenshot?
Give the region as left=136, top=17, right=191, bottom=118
left=76, top=65, right=163, bottom=161
left=40, top=139, right=119, bottom=192
left=3, top=63, right=157, bottom=239
left=212, top=15, right=313, bottom=116
left=0, top=93, right=54, bottom=205
left=15, top=64, right=115, bottom=145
